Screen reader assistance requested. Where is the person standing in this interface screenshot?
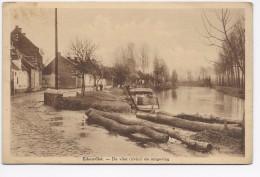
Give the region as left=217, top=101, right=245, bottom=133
left=100, top=84, right=103, bottom=91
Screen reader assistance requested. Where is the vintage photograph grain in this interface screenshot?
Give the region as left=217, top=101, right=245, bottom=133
left=2, top=2, right=253, bottom=164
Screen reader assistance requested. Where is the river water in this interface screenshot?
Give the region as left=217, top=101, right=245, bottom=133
left=155, top=87, right=244, bottom=120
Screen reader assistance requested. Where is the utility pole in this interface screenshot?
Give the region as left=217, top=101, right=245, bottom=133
left=55, top=8, right=58, bottom=90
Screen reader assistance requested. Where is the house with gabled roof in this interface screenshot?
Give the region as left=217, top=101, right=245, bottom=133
left=42, top=52, right=83, bottom=89
left=42, top=52, right=111, bottom=89
left=10, top=25, right=43, bottom=94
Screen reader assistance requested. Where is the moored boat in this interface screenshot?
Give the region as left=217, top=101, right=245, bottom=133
left=129, top=88, right=159, bottom=112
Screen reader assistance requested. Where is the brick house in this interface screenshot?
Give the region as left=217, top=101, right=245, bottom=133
left=42, top=53, right=111, bottom=89
left=42, top=53, right=82, bottom=89
left=11, top=26, right=43, bottom=94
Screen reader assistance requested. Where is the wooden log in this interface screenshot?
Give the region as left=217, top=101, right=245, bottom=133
left=136, top=112, right=242, bottom=138
left=86, top=108, right=138, bottom=125
left=157, top=111, right=242, bottom=125
left=87, top=112, right=169, bottom=143
left=86, top=108, right=212, bottom=152
left=86, top=109, right=178, bottom=136
left=165, top=130, right=213, bottom=152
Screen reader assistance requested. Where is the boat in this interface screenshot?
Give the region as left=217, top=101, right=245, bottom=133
left=128, top=87, right=160, bottom=112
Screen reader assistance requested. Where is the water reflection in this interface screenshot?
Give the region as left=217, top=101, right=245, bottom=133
left=171, top=89, right=177, bottom=99
left=155, top=87, right=244, bottom=120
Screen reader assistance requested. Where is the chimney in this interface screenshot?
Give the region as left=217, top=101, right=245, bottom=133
left=23, top=33, right=26, bottom=36
left=15, top=25, right=19, bottom=28
left=18, top=28, right=22, bottom=32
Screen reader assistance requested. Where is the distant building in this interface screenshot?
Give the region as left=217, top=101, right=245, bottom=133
left=11, top=26, right=43, bottom=94
left=136, top=71, right=155, bottom=87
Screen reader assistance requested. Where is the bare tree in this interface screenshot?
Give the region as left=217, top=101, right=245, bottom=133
left=112, top=42, right=139, bottom=86
left=201, top=9, right=245, bottom=89
left=68, top=38, right=98, bottom=96
left=126, top=42, right=137, bottom=76
left=153, top=55, right=161, bottom=87
left=171, top=69, right=178, bottom=87
left=153, top=54, right=169, bottom=87
left=160, top=58, right=170, bottom=82
left=112, top=47, right=129, bottom=87
left=139, top=42, right=149, bottom=74
left=187, top=71, right=193, bottom=84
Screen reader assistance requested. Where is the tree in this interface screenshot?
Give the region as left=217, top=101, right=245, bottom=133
left=68, top=38, right=98, bottom=96
left=139, top=42, right=149, bottom=74
left=171, top=69, right=178, bottom=86
left=201, top=9, right=245, bottom=89
left=153, top=55, right=161, bottom=87
left=187, top=71, right=193, bottom=84
left=199, top=67, right=207, bottom=81
left=160, top=58, right=170, bottom=82
left=112, top=42, right=139, bottom=86
left=153, top=54, right=169, bottom=87
left=126, top=42, right=138, bottom=82
left=112, top=47, right=130, bottom=87
left=102, top=66, right=113, bottom=81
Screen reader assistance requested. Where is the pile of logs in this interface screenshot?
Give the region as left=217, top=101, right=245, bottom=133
left=157, top=111, right=242, bottom=125
left=136, top=112, right=242, bottom=138
left=85, top=108, right=213, bottom=152
left=86, top=109, right=169, bottom=143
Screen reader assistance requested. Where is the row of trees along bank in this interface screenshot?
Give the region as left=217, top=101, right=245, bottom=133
left=113, top=42, right=178, bottom=90
left=201, top=9, right=245, bottom=90
left=66, top=39, right=178, bottom=96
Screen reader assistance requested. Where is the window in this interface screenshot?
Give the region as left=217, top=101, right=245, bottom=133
left=17, top=77, right=18, bottom=84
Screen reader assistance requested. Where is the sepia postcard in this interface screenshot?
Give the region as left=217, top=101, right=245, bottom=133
left=2, top=2, right=253, bottom=164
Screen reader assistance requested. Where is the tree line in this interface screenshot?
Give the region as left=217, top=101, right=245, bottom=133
left=66, top=39, right=179, bottom=95
left=112, top=42, right=178, bottom=89
left=201, top=9, right=245, bottom=90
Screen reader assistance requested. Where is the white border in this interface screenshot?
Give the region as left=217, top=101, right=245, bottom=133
left=1, top=0, right=259, bottom=177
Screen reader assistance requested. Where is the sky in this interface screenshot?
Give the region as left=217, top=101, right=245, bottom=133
left=10, top=7, right=243, bottom=80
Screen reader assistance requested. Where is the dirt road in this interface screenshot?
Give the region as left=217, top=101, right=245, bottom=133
left=11, top=90, right=91, bottom=157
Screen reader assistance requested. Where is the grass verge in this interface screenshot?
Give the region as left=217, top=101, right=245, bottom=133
left=61, top=90, right=131, bottom=113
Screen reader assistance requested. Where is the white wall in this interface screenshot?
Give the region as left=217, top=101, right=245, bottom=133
left=42, top=73, right=108, bottom=89
left=42, top=73, right=55, bottom=88
left=84, top=74, right=107, bottom=87
left=84, top=74, right=94, bottom=86
left=12, top=69, right=29, bottom=90
left=34, top=70, right=40, bottom=87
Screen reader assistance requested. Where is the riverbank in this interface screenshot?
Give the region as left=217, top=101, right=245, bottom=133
left=10, top=87, right=244, bottom=158
left=213, top=86, right=245, bottom=99
left=154, top=84, right=177, bottom=91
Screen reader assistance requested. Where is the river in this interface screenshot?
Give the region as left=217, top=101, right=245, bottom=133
left=155, top=86, right=244, bottom=120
